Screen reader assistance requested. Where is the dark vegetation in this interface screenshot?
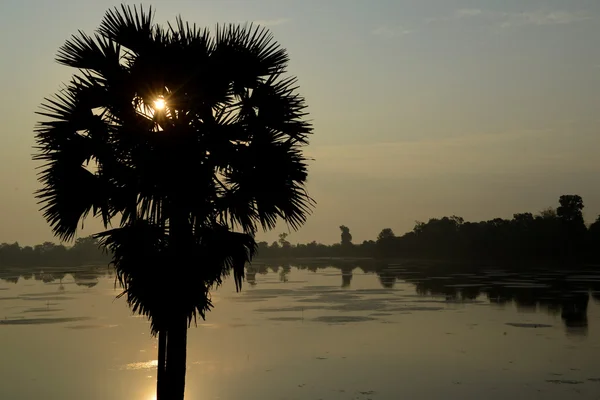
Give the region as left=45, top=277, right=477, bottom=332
left=258, top=195, right=600, bottom=263
left=0, top=236, right=109, bottom=268
left=2, top=195, right=599, bottom=270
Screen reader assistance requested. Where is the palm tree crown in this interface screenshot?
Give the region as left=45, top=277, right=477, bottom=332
left=34, top=4, right=314, bottom=333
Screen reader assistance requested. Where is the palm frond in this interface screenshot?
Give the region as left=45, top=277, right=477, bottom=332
left=168, top=16, right=212, bottom=48
left=98, top=4, right=156, bottom=55
left=56, top=31, right=122, bottom=78
left=97, top=222, right=256, bottom=334
left=219, top=131, right=314, bottom=233
left=249, top=73, right=312, bottom=143
left=96, top=221, right=169, bottom=334
left=35, top=164, right=104, bottom=241
left=214, top=23, right=289, bottom=82
left=34, top=83, right=113, bottom=241
left=190, top=224, right=257, bottom=305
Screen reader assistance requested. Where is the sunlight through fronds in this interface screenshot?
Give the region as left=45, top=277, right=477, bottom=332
left=153, top=97, right=165, bottom=110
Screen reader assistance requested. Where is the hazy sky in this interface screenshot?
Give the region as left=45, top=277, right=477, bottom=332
left=1, top=0, right=599, bottom=246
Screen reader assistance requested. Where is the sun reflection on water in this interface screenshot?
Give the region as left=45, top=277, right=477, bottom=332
left=141, top=384, right=157, bottom=400
left=122, top=359, right=158, bottom=370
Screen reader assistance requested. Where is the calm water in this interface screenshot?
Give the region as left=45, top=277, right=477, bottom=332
left=1, top=263, right=600, bottom=399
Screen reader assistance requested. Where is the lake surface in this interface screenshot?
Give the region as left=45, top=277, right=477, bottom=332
left=1, top=263, right=600, bottom=399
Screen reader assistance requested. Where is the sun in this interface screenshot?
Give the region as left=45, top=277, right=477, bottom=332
left=153, top=97, right=166, bottom=110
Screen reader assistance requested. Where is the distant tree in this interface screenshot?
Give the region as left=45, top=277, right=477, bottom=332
left=33, top=242, right=59, bottom=254
left=449, top=215, right=464, bottom=225
left=590, top=216, right=600, bottom=234
left=0, top=242, right=21, bottom=266
left=376, top=228, right=396, bottom=258
left=510, top=213, right=536, bottom=257
left=70, top=236, right=106, bottom=265
left=406, top=217, right=464, bottom=258
left=413, top=221, right=426, bottom=235
left=513, top=213, right=534, bottom=227
left=538, top=207, right=558, bottom=219
left=278, top=233, right=291, bottom=249
left=256, top=241, right=270, bottom=258
left=588, top=216, right=600, bottom=259
left=557, top=195, right=585, bottom=225
left=31, top=242, right=67, bottom=267
left=20, top=246, right=35, bottom=265
left=339, top=225, right=353, bottom=247
left=377, top=228, right=395, bottom=242
left=556, top=195, right=587, bottom=260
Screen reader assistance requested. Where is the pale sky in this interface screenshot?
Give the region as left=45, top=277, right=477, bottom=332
left=1, top=0, right=599, bottom=246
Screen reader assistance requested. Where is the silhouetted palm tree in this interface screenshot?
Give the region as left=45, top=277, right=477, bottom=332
left=33, top=5, right=313, bottom=399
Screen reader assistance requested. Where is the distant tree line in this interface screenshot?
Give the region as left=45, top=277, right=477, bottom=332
left=256, top=195, right=600, bottom=264
left=1, top=195, right=599, bottom=268
left=0, top=236, right=109, bottom=268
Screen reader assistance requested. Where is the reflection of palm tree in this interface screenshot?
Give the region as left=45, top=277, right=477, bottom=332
left=33, top=5, right=313, bottom=399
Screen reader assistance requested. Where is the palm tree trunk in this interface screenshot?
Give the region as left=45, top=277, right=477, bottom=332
left=156, top=329, right=167, bottom=400
left=166, top=315, right=188, bottom=400
left=166, top=203, right=190, bottom=399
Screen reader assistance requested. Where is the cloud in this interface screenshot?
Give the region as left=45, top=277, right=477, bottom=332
left=500, top=11, right=591, bottom=28
left=372, top=26, right=414, bottom=38
left=455, top=9, right=483, bottom=18
left=428, top=9, right=591, bottom=28
left=426, top=8, right=483, bottom=23
left=252, top=18, right=290, bottom=27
